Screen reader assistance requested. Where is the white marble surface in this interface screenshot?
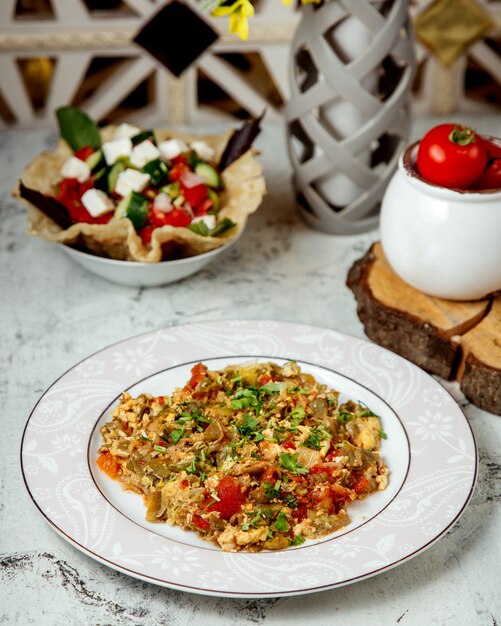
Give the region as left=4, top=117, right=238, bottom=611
left=1, top=119, right=500, bottom=625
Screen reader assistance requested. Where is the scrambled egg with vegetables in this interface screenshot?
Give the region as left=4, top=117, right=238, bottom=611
left=97, top=361, right=388, bottom=552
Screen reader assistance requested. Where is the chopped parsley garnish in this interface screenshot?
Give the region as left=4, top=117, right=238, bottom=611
left=263, top=480, right=281, bottom=500
left=291, top=534, right=305, bottom=546
left=288, top=405, right=306, bottom=430
left=274, top=512, right=289, bottom=532
left=230, top=388, right=261, bottom=413
left=154, top=443, right=167, bottom=452
left=279, top=452, right=309, bottom=475
left=170, top=429, right=184, bottom=444
left=283, top=493, right=298, bottom=508
left=260, top=381, right=284, bottom=396
left=242, top=508, right=265, bottom=531
left=337, top=411, right=354, bottom=423
left=303, top=425, right=332, bottom=450
left=378, top=429, right=388, bottom=440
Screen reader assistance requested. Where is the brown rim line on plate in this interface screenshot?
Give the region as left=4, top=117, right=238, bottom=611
left=14, top=126, right=266, bottom=263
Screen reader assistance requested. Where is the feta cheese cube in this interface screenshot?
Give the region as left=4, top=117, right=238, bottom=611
left=192, top=214, right=216, bottom=230
left=190, top=140, right=215, bottom=162
left=158, top=138, right=188, bottom=161
left=81, top=189, right=115, bottom=217
left=102, top=137, right=132, bottom=165
left=130, top=140, right=161, bottom=168
left=60, top=156, right=90, bottom=183
left=115, top=168, right=150, bottom=197
left=113, top=123, right=141, bottom=140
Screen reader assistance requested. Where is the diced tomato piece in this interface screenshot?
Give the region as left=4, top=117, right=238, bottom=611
left=261, top=465, right=278, bottom=483
left=205, top=476, right=245, bottom=520
left=74, top=145, right=94, bottom=161
left=311, top=486, right=334, bottom=513
left=329, top=483, right=352, bottom=512
left=282, top=439, right=296, bottom=450
left=193, top=197, right=213, bottom=217
left=180, top=479, right=189, bottom=489
left=170, top=154, right=188, bottom=166
left=352, top=475, right=370, bottom=495
left=293, top=503, right=308, bottom=522
left=162, top=208, right=192, bottom=228
left=185, top=362, right=208, bottom=390
left=96, top=452, right=121, bottom=479
left=193, top=514, right=210, bottom=530
left=157, top=396, right=165, bottom=406
left=309, top=463, right=335, bottom=476
left=139, top=225, right=156, bottom=245
left=169, top=162, right=189, bottom=182
left=182, top=183, right=207, bottom=207
left=148, top=206, right=171, bottom=227
left=56, top=177, right=113, bottom=225
left=258, top=374, right=272, bottom=385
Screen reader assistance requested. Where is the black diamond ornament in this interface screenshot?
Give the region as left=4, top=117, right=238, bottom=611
left=133, top=1, right=219, bottom=77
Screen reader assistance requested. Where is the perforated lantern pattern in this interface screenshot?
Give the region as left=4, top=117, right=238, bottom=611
left=286, top=0, right=415, bottom=234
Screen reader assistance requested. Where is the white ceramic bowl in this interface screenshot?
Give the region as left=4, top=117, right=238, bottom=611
left=380, top=142, right=501, bottom=301
left=59, top=229, right=243, bottom=287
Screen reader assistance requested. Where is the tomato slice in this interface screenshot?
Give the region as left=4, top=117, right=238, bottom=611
left=193, top=514, right=210, bottom=530
left=139, top=225, right=155, bottom=245
left=96, top=452, right=121, bottom=479
left=169, top=162, right=189, bottom=182
left=56, top=177, right=113, bottom=224
left=182, top=184, right=207, bottom=207
left=185, top=362, right=208, bottom=390
left=74, top=145, right=94, bottom=161
left=194, top=197, right=213, bottom=216
left=205, top=476, right=245, bottom=520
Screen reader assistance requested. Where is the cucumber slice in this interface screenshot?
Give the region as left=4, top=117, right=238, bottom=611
left=107, top=160, right=126, bottom=193
left=86, top=149, right=105, bottom=171
left=131, top=130, right=154, bottom=146
left=142, top=159, right=168, bottom=186
left=207, top=188, right=220, bottom=211
left=115, top=192, right=149, bottom=230
left=159, top=182, right=181, bottom=199
left=195, top=162, right=221, bottom=188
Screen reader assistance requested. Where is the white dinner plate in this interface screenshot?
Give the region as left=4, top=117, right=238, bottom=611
left=21, top=320, right=477, bottom=597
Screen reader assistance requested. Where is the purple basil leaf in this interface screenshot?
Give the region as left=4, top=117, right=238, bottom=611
left=19, top=182, right=74, bottom=230
left=218, top=111, right=265, bottom=171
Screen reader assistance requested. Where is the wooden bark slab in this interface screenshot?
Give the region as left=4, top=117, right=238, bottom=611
left=347, top=243, right=500, bottom=415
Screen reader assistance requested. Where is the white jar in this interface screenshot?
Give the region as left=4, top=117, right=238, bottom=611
left=380, top=142, right=501, bottom=301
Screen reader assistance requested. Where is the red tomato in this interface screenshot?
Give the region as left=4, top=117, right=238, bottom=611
left=193, top=514, right=210, bottom=530
left=74, top=145, right=94, bottom=161
left=162, top=208, right=192, bottom=228
left=139, top=225, right=156, bottom=245
left=193, top=197, right=213, bottom=216
left=472, top=139, right=501, bottom=190
left=148, top=206, right=172, bottom=227
left=206, top=476, right=245, bottom=520
left=171, top=154, right=188, bottom=166
left=282, top=440, right=296, bottom=450
left=261, top=465, right=278, bottom=483
left=258, top=374, right=272, bottom=385
left=352, top=475, right=370, bottom=495
left=185, top=362, right=208, bottom=390
left=169, top=162, right=189, bottom=182
left=56, top=177, right=113, bottom=224
left=292, top=503, right=308, bottom=522
left=96, top=452, right=121, bottom=479
left=182, top=184, right=207, bottom=207
left=416, top=124, right=487, bottom=189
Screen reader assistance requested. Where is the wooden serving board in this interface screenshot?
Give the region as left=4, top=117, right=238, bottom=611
left=347, top=243, right=501, bottom=415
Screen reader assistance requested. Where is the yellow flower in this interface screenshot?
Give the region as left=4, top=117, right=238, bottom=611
left=212, top=0, right=254, bottom=40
